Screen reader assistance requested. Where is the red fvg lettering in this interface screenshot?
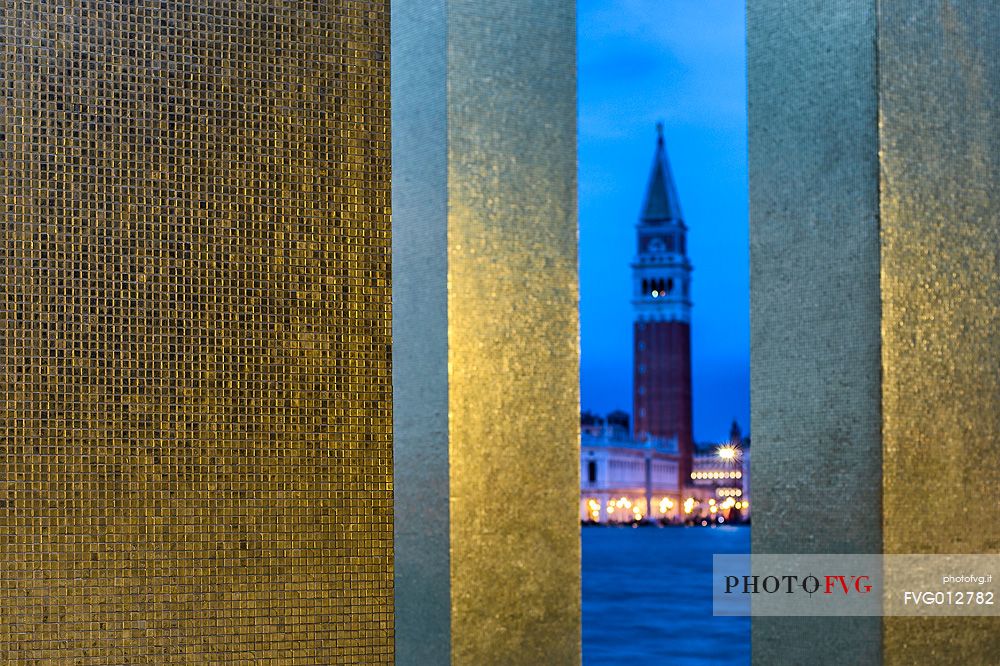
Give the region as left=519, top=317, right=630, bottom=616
left=824, top=575, right=872, bottom=594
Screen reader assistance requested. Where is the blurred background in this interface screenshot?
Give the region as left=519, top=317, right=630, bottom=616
left=578, top=2, right=750, bottom=663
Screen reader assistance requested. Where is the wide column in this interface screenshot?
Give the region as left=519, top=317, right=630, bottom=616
left=0, top=1, right=392, bottom=661
left=393, top=0, right=580, bottom=664
left=749, top=1, right=998, bottom=664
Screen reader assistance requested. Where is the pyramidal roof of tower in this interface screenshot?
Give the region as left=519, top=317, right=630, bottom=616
left=640, top=123, right=683, bottom=224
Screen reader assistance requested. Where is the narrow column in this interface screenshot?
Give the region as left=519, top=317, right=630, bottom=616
left=392, top=0, right=451, bottom=663
left=393, top=0, right=580, bottom=663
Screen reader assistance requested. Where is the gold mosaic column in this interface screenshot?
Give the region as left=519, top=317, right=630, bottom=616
left=393, top=0, right=580, bottom=664
left=750, top=1, right=999, bottom=663
left=0, top=1, right=392, bottom=662
left=879, top=1, right=999, bottom=663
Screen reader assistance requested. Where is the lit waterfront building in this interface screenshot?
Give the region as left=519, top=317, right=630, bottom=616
left=690, top=448, right=750, bottom=520
left=690, top=423, right=751, bottom=520
left=580, top=413, right=750, bottom=524
left=580, top=414, right=680, bottom=523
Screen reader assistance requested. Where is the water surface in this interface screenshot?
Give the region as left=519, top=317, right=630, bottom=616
left=583, top=526, right=750, bottom=665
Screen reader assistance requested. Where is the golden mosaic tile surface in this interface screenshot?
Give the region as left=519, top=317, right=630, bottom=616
left=879, top=1, right=999, bottom=663
left=448, top=1, right=580, bottom=663
left=0, top=1, right=391, bottom=662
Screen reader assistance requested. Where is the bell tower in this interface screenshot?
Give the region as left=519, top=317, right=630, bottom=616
left=632, top=123, right=694, bottom=489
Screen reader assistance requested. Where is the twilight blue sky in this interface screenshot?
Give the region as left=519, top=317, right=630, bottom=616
left=578, top=0, right=749, bottom=443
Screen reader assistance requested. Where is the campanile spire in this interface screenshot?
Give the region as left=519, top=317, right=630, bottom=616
left=641, top=122, right=684, bottom=224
